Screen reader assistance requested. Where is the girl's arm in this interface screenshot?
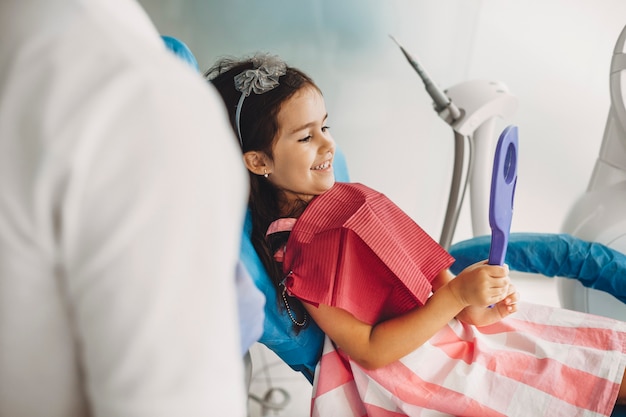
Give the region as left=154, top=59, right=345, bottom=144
left=303, top=261, right=510, bottom=370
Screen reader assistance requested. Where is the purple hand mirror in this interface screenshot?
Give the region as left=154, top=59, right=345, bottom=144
left=488, top=125, right=518, bottom=266
left=487, top=125, right=518, bottom=307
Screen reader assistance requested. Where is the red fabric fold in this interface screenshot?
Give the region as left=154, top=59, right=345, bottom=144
left=282, top=182, right=454, bottom=325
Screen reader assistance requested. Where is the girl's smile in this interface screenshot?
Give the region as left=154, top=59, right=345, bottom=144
left=312, top=159, right=332, bottom=171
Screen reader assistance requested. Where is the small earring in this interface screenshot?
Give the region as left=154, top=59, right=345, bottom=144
left=263, top=169, right=269, bottom=178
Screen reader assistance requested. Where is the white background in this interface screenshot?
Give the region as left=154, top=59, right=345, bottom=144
left=139, top=0, right=626, bottom=245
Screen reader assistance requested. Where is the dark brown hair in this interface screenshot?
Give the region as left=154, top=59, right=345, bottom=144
left=205, top=55, right=320, bottom=327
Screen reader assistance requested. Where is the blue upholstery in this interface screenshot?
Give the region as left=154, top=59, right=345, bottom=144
left=241, top=147, right=350, bottom=383
left=161, top=35, right=199, bottom=71
left=613, top=405, right=626, bottom=416
left=449, top=233, right=626, bottom=303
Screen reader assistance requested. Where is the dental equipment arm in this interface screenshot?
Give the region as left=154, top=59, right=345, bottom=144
left=391, top=36, right=517, bottom=248
left=389, top=35, right=461, bottom=123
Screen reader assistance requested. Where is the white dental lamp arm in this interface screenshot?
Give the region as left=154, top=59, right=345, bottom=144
left=391, top=36, right=517, bottom=248
left=445, top=81, right=518, bottom=239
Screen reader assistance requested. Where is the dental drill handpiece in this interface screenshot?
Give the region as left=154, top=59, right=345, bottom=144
left=389, top=35, right=461, bottom=122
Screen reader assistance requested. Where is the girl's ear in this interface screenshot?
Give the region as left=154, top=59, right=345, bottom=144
left=243, top=151, right=270, bottom=176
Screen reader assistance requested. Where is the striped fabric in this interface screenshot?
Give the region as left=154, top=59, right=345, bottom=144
left=311, top=302, right=626, bottom=417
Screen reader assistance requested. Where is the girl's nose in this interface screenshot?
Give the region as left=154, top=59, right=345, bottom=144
left=320, top=131, right=335, bottom=149
left=322, top=140, right=335, bottom=158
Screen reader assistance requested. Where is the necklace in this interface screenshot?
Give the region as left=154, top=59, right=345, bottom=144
left=280, top=271, right=307, bottom=327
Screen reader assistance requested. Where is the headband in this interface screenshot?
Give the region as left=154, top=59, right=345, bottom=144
left=233, top=54, right=287, bottom=147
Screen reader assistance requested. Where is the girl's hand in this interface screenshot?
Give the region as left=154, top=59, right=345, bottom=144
left=456, top=283, right=520, bottom=326
left=447, top=261, right=511, bottom=308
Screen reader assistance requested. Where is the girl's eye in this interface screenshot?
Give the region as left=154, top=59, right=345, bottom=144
left=322, top=125, right=331, bottom=132
left=298, top=135, right=312, bottom=143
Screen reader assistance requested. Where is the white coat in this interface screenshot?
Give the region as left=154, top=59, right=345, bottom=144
left=0, top=0, right=248, bottom=416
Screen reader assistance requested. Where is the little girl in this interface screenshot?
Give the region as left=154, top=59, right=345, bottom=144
left=206, top=54, right=626, bottom=416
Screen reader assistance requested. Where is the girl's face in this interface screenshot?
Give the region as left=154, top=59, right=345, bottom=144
left=267, top=86, right=335, bottom=208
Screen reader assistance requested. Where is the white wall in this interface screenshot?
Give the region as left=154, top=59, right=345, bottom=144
left=139, top=0, right=626, bottom=245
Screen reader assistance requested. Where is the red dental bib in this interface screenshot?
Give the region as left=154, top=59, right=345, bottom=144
left=280, top=182, right=454, bottom=325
